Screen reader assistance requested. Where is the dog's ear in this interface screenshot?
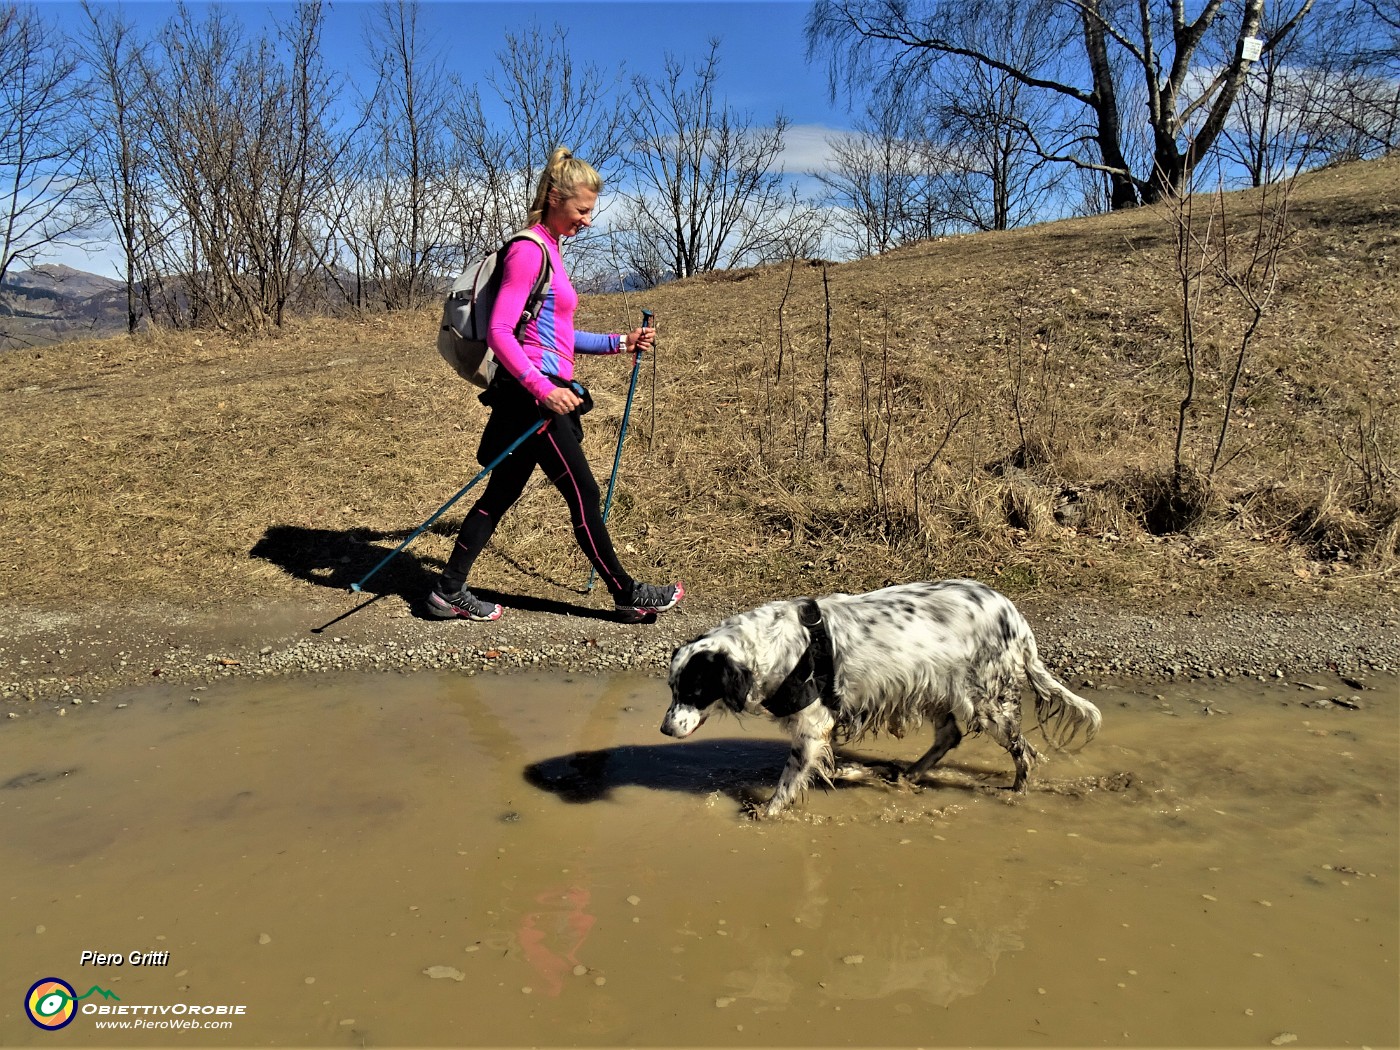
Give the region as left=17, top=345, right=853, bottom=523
left=718, top=656, right=754, bottom=713
left=677, top=650, right=753, bottom=713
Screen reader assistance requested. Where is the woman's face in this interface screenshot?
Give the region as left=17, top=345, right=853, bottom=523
left=544, top=187, right=598, bottom=239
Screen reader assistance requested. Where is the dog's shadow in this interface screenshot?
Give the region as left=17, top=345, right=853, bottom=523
left=248, top=524, right=632, bottom=622
left=523, top=740, right=998, bottom=809
left=524, top=738, right=789, bottom=805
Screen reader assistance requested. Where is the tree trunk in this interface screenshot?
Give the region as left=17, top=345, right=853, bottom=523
left=1080, top=1, right=1141, bottom=208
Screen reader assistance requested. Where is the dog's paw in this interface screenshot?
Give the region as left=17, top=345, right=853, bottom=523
left=740, top=795, right=786, bottom=820
left=740, top=799, right=767, bottom=820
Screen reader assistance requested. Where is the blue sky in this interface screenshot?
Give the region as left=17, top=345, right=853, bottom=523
left=39, top=0, right=840, bottom=123
left=35, top=0, right=852, bottom=272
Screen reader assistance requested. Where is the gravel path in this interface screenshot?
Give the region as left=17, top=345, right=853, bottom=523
left=2, top=593, right=1397, bottom=712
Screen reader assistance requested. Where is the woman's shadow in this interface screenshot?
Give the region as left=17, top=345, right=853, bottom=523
left=248, top=521, right=629, bottom=621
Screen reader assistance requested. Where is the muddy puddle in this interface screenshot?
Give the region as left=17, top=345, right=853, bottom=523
left=1, top=670, right=1395, bottom=1047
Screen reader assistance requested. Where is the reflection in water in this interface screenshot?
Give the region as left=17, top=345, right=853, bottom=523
left=518, top=886, right=595, bottom=997
left=0, top=670, right=1393, bottom=1048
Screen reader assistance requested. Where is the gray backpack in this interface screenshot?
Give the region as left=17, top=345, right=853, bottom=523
left=437, top=230, right=552, bottom=388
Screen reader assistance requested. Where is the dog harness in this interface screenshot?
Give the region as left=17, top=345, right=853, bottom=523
left=761, top=599, right=839, bottom=718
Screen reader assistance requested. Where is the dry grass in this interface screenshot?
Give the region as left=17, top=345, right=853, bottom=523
left=1, top=156, right=1396, bottom=614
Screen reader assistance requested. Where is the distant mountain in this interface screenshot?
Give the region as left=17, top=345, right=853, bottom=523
left=7, top=263, right=124, bottom=299
left=0, top=264, right=130, bottom=350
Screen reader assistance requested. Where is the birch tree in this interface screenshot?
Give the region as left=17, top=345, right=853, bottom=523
left=807, top=0, right=1320, bottom=208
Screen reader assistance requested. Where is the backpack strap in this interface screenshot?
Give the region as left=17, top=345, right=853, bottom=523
left=503, top=230, right=553, bottom=339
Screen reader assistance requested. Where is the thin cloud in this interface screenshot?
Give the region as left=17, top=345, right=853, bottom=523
left=779, top=123, right=853, bottom=174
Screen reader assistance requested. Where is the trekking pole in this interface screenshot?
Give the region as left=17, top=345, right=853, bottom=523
left=350, top=417, right=548, bottom=593
left=587, top=309, right=651, bottom=592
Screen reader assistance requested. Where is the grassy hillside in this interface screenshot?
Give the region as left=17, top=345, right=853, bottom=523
left=1, top=156, right=1396, bottom=614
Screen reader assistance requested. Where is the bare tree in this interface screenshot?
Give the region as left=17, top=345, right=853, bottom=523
left=750, top=186, right=829, bottom=263
left=1156, top=161, right=1299, bottom=532
left=276, top=9, right=372, bottom=317
left=1214, top=6, right=1320, bottom=185
left=315, top=129, right=382, bottom=312
left=1308, top=0, right=1400, bottom=160
left=354, top=0, right=454, bottom=311
left=1353, top=0, right=1400, bottom=67
left=922, top=3, right=1067, bottom=230
left=623, top=40, right=792, bottom=281
left=815, top=9, right=1065, bottom=252
left=609, top=198, right=673, bottom=288
left=931, top=70, right=1064, bottom=230
left=807, top=0, right=1321, bottom=208
left=440, top=22, right=631, bottom=280
left=252, top=0, right=353, bottom=325
left=813, top=88, right=951, bottom=255
left=133, top=0, right=348, bottom=329
left=1217, top=2, right=1398, bottom=184
left=80, top=1, right=153, bottom=333
left=814, top=46, right=1059, bottom=259
left=487, top=23, right=629, bottom=216
left=0, top=3, right=96, bottom=294
left=437, top=88, right=514, bottom=265
left=137, top=3, right=242, bottom=326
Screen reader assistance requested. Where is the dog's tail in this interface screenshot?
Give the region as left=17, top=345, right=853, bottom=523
left=1023, top=640, right=1102, bottom=750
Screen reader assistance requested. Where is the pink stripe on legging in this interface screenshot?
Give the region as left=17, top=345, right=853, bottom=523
left=544, top=429, right=623, bottom=594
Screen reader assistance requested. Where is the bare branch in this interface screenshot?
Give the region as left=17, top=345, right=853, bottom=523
left=0, top=4, right=96, bottom=289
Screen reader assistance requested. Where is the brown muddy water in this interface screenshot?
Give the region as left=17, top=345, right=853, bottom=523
left=1, top=671, right=1395, bottom=1048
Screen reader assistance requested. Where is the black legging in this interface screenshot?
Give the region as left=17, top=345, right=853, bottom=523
left=441, top=381, right=634, bottom=598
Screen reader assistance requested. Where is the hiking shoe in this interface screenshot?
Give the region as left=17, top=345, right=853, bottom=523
left=615, top=580, right=684, bottom=616
left=426, top=585, right=502, bottom=622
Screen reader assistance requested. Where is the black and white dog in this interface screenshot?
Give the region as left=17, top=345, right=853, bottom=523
left=662, top=579, right=1101, bottom=817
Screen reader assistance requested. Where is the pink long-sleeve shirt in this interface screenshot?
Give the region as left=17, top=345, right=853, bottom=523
left=487, top=224, right=622, bottom=403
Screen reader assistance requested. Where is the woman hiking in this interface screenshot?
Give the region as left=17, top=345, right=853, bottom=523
left=428, top=148, right=683, bottom=623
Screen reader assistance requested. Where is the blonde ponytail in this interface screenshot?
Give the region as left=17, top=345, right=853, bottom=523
left=526, top=147, right=603, bottom=227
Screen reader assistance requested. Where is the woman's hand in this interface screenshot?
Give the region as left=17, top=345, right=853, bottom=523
left=624, top=325, right=656, bottom=353
left=541, top=385, right=582, bottom=415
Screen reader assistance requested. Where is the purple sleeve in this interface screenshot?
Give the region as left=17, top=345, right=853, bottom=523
left=576, top=330, right=622, bottom=355
left=488, top=239, right=556, bottom=403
